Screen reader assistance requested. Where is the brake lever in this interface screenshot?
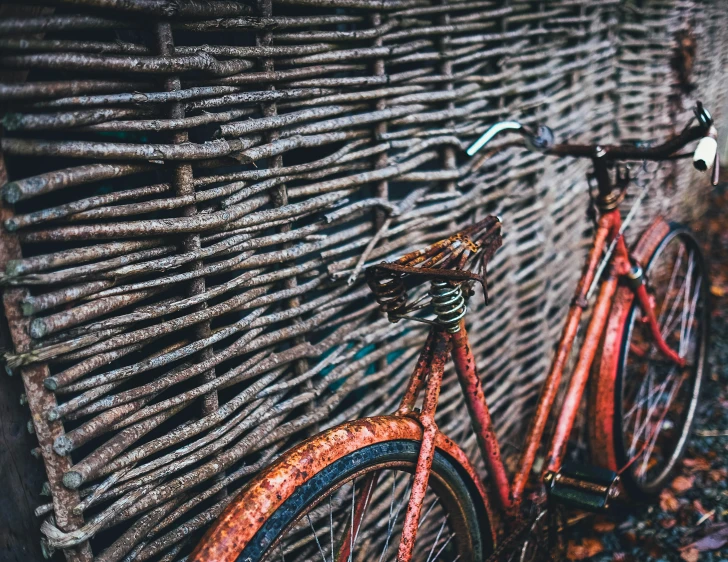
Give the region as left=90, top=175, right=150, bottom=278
left=712, top=152, right=720, bottom=186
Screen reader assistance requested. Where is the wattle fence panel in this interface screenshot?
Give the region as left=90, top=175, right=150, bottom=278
left=0, top=1, right=726, bottom=559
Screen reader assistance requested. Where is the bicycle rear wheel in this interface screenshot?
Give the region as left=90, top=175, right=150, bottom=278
left=192, top=418, right=493, bottom=562
left=246, top=441, right=486, bottom=562
left=590, top=222, right=709, bottom=499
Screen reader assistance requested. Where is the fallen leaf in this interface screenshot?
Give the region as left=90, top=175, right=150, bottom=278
left=671, top=475, right=695, bottom=493
left=623, top=531, right=638, bottom=545
left=592, top=519, right=616, bottom=533
left=710, top=285, right=726, bottom=297
left=680, top=548, right=699, bottom=562
left=642, top=536, right=665, bottom=560
left=683, top=457, right=712, bottom=472
left=682, top=523, right=728, bottom=552
left=566, top=538, right=604, bottom=560
left=709, top=468, right=728, bottom=482
left=660, top=488, right=679, bottom=512
left=647, top=540, right=665, bottom=559
left=693, top=499, right=708, bottom=516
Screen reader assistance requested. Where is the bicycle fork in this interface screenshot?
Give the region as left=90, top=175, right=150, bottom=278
left=629, top=266, right=686, bottom=367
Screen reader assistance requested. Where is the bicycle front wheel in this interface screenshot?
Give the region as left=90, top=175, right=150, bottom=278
left=192, top=417, right=492, bottom=562
left=590, top=222, right=709, bottom=499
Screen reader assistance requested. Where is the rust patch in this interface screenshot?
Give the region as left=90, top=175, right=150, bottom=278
left=671, top=28, right=697, bottom=95
left=190, top=415, right=495, bottom=561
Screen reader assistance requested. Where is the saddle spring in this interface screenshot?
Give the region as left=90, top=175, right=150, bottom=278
left=429, top=280, right=467, bottom=333
left=368, top=269, right=407, bottom=322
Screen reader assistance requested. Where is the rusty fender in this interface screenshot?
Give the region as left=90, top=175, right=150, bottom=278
left=190, top=415, right=496, bottom=562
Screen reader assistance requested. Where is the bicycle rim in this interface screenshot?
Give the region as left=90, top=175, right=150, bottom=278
left=239, top=440, right=488, bottom=562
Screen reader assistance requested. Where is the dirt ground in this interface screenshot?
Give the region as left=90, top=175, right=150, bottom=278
left=565, top=184, right=728, bottom=562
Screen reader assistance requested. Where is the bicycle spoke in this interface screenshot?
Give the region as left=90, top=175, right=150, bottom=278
left=677, top=253, right=694, bottom=350
left=623, top=353, right=649, bottom=415
left=425, top=516, right=450, bottom=562
left=625, top=368, right=670, bottom=424
left=680, top=276, right=702, bottom=359
left=661, top=251, right=692, bottom=339
left=430, top=532, right=456, bottom=562
left=419, top=497, right=441, bottom=530
left=657, top=244, right=684, bottom=326
left=379, top=476, right=412, bottom=562
left=638, top=369, right=686, bottom=480
left=629, top=366, right=675, bottom=460
left=329, top=496, right=334, bottom=562
left=348, top=480, right=355, bottom=562
left=306, top=512, right=328, bottom=562
left=627, top=389, right=645, bottom=456
left=377, top=473, right=398, bottom=562
left=627, top=363, right=654, bottom=456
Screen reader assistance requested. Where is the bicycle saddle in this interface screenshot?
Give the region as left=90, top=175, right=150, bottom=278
left=366, top=215, right=502, bottom=324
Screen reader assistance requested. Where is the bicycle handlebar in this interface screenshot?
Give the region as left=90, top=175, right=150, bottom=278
left=546, top=124, right=705, bottom=160
left=467, top=102, right=720, bottom=185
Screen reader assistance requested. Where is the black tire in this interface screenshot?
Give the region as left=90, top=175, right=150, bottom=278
left=237, top=440, right=492, bottom=562
left=614, top=225, right=709, bottom=499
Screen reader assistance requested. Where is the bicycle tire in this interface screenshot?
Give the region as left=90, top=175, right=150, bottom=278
left=192, top=417, right=493, bottom=562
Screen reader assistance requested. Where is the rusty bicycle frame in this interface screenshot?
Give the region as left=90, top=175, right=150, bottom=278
left=192, top=104, right=718, bottom=562
left=343, top=108, right=719, bottom=561
left=353, top=210, right=662, bottom=561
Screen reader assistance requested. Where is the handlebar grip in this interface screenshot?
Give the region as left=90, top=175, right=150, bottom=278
left=693, top=135, right=717, bottom=172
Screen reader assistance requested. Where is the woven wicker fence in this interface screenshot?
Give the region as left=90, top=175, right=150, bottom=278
left=1, top=0, right=727, bottom=560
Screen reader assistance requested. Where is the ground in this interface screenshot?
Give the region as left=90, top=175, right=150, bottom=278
left=566, top=185, right=728, bottom=562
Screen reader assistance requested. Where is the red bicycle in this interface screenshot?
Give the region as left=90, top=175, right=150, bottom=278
left=191, top=103, right=719, bottom=562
